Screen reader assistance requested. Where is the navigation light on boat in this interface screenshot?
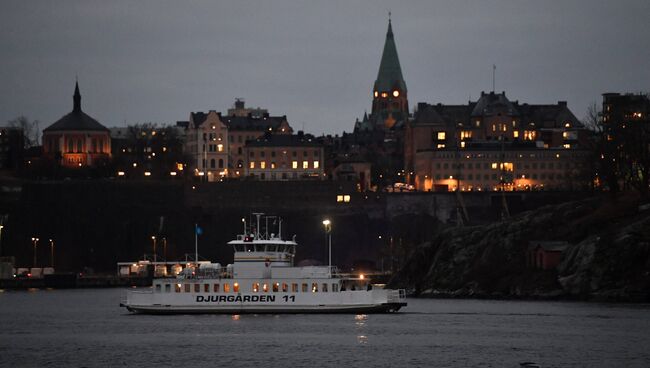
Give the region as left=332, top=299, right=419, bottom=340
left=244, top=236, right=253, bottom=242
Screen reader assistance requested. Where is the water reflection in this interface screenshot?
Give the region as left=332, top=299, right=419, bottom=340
left=231, top=314, right=240, bottom=321
left=355, top=314, right=368, bottom=344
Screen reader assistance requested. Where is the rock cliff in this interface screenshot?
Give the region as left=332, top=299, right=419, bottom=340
left=389, top=194, right=650, bottom=301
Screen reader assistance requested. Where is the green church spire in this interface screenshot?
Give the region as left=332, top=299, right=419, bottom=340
left=374, top=17, right=406, bottom=93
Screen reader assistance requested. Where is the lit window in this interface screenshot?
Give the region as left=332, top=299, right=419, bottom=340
left=393, top=90, right=400, bottom=97
left=312, top=283, right=318, bottom=292
left=460, top=131, right=472, bottom=140
left=217, top=144, right=223, bottom=152
left=523, top=130, right=537, bottom=141
left=175, top=284, right=181, bottom=293
left=233, top=283, right=239, bottom=293
left=492, top=125, right=496, bottom=132
left=273, top=283, right=279, bottom=292
left=374, top=91, right=378, bottom=97
left=224, top=283, right=230, bottom=292
left=271, top=162, right=276, bottom=169
left=337, top=195, right=343, bottom=202
left=292, top=161, right=298, bottom=169
left=343, top=195, right=351, bottom=203
left=250, top=161, right=255, bottom=169
left=313, top=161, right=319, bottom=169
left=563, top=144, right=571, bottom=149
left=263, top=283, right=268, bottom=292
left=513, top=131, right=519, bottom=138
left=437, top=144, right=446, bottom=149
left=437, top=132, right=446, bottom=140
left=260, top=162, right=266, bottom=169
left=491, top=163, right=498, bottom=169
left=252, top=283, right=259, bottom=292
left=303, top=161, right=308, bottom=169
left=381, top=92, right=388, bottom=98
left=460, top=141, right=466, bottom=148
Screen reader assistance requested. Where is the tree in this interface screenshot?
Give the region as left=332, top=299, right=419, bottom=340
left=7, top=116, right=40, bottom=148
left=583, top=101, right=619, bottom=193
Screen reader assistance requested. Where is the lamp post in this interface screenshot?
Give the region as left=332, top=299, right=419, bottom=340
left=49, top=239, right=54, bottom=268
left=0, top=225, right=4, bottom=257
left=151, top=236, right=157, bottom=264
left=31, top=237, right=39, bottom=267
left=322, top=219, right=331, bottom=277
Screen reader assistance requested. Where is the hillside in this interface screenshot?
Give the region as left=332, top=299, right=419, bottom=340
left=389, top=193, right=650, bottom=301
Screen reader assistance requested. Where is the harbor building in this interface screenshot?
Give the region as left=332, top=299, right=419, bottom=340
left=42, top=82, right=111, bottom=168
left=405, top=92, right=592, bottom=191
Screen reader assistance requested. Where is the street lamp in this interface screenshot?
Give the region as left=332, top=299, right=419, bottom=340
left=0, top=225, right=4, bottom=257
left=49, top=239, right=55, bottom=268
left=151, top=236, right=157, bottom=263
left=31, top=237, right=39, bottom=267
left=322, top=219, right=332, bottom=276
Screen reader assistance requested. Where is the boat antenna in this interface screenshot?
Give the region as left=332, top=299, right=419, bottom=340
left=253, top=212, right=263, bottom=239
left=278, top=218, right=282, bottom=239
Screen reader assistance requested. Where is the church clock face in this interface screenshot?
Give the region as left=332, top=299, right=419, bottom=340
left=393, top=90, right=400, bottom=97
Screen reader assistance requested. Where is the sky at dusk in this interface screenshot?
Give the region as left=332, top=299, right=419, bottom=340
left=1, top=0, right=649, bottom=136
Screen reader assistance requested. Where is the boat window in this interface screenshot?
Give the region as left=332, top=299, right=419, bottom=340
left=322, top=283, right=328, bottom=292
left=165, top=284, right=171, bottom=293
left=175, top=283, right=181, bottom=293
left=194, top=284, right=200, bottom=293
left=312, top=283, right=318, bottom=292
left=204, top=284, right=209, bottom=293
left=272, top=282, right=279, bottom=292
left=292, top=283, right=298, bottom=293
left=252, top=283, right=259, bottom=292
left=155, top=284, right=161, bottom=292
left=233, top=282, right=240, bottom=292
left=213, top=284, right=220, bottom=292
left=266, top=245, right=277, bottom=252
left=184, top=284, right=191, bottom=293
left=262, top=283, right=269, bottom=292
left=282, top=283, right=288, bottom=292
left=332, top=283, right=339, bottom=292
left=301, top=283, right=308, bottom=292
left=224, top=283, right=230, bottom=292
left=255, top=245, right=264, bottom=252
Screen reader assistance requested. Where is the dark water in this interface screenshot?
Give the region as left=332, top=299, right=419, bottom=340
left=1, top=288, right=649, bottom=367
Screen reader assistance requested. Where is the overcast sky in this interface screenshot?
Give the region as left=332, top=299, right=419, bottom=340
left=1, top=1, right=649, bottom=136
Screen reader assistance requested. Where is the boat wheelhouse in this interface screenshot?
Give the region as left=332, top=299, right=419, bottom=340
left=121, top=214, right=406, bottom=314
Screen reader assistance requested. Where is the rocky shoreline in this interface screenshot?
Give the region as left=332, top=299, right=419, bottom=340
left=389, top=193, right=650, bottom=303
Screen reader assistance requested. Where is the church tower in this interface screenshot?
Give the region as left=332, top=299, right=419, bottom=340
left=371, top=16, right=408, bottom=129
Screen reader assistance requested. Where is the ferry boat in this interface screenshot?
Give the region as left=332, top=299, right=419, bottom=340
left=120, top=214, right=407, bottom=314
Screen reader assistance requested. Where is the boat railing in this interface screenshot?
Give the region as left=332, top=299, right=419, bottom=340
left=387, top=289, right=407, bottom=303
left=177, top=266, right=233, bottom=280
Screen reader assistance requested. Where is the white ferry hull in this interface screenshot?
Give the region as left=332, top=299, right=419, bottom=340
left=121, top=289, right=406, bottom=314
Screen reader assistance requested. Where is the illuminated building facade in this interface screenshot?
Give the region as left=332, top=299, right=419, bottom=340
left=244, top=132, right=324, bottom=181
left=405, top=91, right=592, bottom=191
left=42, top=82, right=111, bottom=168
left=181, top=100, right=293, bottom=181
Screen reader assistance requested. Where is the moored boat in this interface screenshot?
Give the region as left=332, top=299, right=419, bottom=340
left=120, top=214, right=406, bottom=314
